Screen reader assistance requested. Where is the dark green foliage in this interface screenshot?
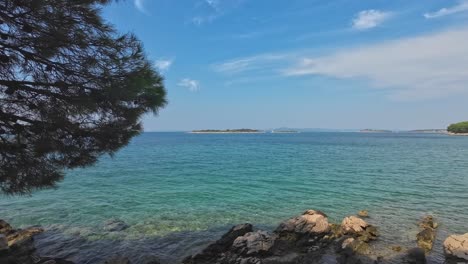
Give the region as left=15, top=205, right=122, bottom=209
left=0, top=0, right=167, bottom=194
left=447, top=121, right=468, bottom=134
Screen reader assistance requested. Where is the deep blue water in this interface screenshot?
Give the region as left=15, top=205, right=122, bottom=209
left=1, top=132, right=468, bottom=263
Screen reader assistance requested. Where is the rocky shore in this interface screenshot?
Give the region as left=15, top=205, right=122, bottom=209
left=1, top=209, right=467, bottom=264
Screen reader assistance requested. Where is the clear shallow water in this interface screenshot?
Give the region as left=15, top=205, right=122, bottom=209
left=1, top=132, right=468, bottom=263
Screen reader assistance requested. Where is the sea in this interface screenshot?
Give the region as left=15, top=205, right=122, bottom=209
left=1, top=132, right=467, bottom=263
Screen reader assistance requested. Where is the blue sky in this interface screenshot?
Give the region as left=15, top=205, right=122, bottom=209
left=104, top=0, right=468, bottom=131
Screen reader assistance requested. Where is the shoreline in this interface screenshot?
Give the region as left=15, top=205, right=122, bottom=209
left=2, top=210, right=467, bottom=264
left=446, top=132, right=468, bottom=136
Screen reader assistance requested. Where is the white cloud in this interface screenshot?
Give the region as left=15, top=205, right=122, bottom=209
left=285, top=28, right=468, bottom=100
left=155, top=59, right=173, bottom=72
left=178, top=78, right=200, bottom=92
left=134, top=0, right=148, bottom=14
left=352, top=10, right=392, bottom=30
left=424, top=0, right=468, bottom=19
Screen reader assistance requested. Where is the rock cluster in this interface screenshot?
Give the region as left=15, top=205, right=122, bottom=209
left=416, top=215, right=438, bottom=252
left=183, top=210, right=377, bottom=264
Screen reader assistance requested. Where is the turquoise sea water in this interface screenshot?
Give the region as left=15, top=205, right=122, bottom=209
left=1, top=132, right=468, bottom=263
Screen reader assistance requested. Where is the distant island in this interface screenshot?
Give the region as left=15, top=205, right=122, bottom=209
left=408, top=129, right=447, bottom=134
left=447, top=121, right=468, bottom=135
left=360, top=129, right=393, bottom=133
left=190, top=129, right=264, bottom=134
left=271, top=130, right=300, bottom=133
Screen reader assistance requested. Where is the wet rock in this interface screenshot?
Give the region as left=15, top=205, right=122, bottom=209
left=416, top=216, right=437, bottom=252
left=405, top=247, right=426, bottom=264
left=340, top=237, right=370, bottom=255
left=7, top=226, right=44, bottom=247
left=357, top=210, right=369, bottom=218
left=232, top=231, right=275, bottom=256
left=183, top=223, right=253, bottom=264
left=103, top=219, right=129, bottom=232
left=443, top=233, right=468, bottom=261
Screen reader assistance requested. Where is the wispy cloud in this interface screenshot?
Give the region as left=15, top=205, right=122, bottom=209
left=134, top=0, right=148, bottom=14
left=178, top=78, right=200, bottom=92
left=213, top=54, right=292, bottom=74
left=285, top=28, right=468, bottom=100
left=352, top=10, right=392, bottom=30
left=424, top=0, right=468, bottom=19
left=155, top=59, right=173, bottom=72
left=191, top=0, right=244, bottom=26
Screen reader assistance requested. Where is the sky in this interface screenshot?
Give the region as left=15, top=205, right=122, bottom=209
left=103, top=0, right=468, bottom=131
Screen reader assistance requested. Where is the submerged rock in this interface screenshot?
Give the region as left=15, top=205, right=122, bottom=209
left=443, top=233, right=468, bottom=261
left=405, top=247, right=427, bottom=264
left=103, top=219, right=129, bottom=232
left=416, top=216, right=437, bottom=252
left=0, top=219, right=74, bottom=264
left=357, top=210, right=369, bottom=218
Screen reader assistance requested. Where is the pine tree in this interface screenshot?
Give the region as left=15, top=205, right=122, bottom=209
left=0, top=0, right=167, bottom=194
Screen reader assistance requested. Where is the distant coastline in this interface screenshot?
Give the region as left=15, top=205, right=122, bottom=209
left=359, top=129, right=392, bottom=133
left=189, top=129, right=265, bottom=134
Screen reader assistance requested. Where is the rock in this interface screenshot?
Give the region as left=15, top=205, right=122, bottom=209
left=0, top=220, right=14, bottom=236
left=0, top=234, right=8, bottom=251
left=183, top=223, right=253, bottom=264
left=418, top=216, right=437, bottom=230
left=443, top=233, right=468, bottom=261
left=391, top=245, right=402, bottom=252
left=275, top=210, right=330, bottom=236
left=341, top=216, right=369, bottom=235
left=340, top=237, right=370, bottom=255
left=232, top=231, right=275, bottom=256
left=103, top=219, right=129, bottom=232
left=7, top=226, right=44, bottom=247
left=357, top=210, right=369, bottom=218
left=104, top=256, right=131, bottom=264
left=416, top=216, right=437, bottom=252
left=406, top=247, right=426, bottom=264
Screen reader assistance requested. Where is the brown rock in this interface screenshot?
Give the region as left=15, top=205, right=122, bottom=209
left=7, top=226, right=44, bottom=247
left=443, top=233, right=468, bottom=261
left=416, top=215, right=437, bottom=252
left=357, top=210, right=369, bottom=218
left=275, top=210, right=330, bottom=235
left=341, top=216, right=369, bottom=235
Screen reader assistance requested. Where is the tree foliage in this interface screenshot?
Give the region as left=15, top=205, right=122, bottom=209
left=0, top=0, right=167, bottom=194
left=447, top=121, right=468, bottom=134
